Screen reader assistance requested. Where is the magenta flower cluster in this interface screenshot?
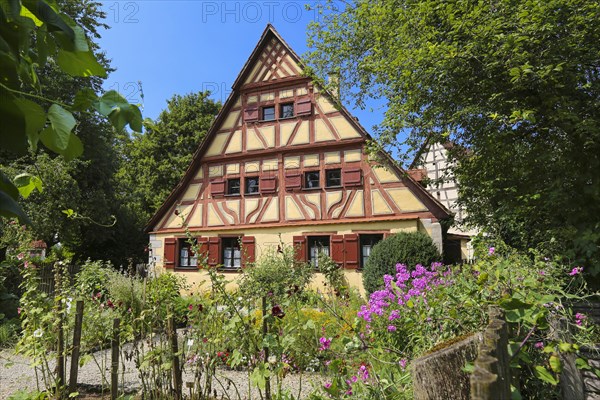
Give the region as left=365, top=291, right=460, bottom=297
left=319, top=337, right=332, bottom=351
left=358, top=262, right=445, bottom=324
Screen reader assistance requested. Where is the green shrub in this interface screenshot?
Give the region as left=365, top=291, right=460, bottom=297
left=362, top=231, right=440, bottom=295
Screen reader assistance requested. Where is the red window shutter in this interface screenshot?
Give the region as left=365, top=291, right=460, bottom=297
left=164, top=238, right=177, bottom=269
left=198, top=236, right=209, bottom=266
left=244, top=107, right=258, bottom=122
left=331, top=235, right=344, bottom=268
left=295, top=97, right=312, bottom=116
left=293, top=235, right=307, bottom=262
left=210, top=179, right=225, bottom=197
left=343, top=234, right=359, bottom=269
left=207, top=237, right=221, bottom=267
left=260, top=176, right=277, bottom=194
left=285, top=170, right=301, bottom=191
left=343, top=168, right=362, bottom=187
left=241, top=236, right=256, bottom=267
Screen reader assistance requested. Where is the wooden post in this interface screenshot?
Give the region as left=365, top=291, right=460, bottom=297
left=56, top=301, right=65, bottom=393
left=68, top=300, right=84, bottom=395
left=262, top=297, right=271, bottom=400
left=111, top=318, right=120, bottom=400
left=168, top=313, right=182, bottom=400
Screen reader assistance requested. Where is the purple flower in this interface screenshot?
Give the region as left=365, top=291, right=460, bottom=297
left=324, top=381, right=331, bottom=389
left=534, top=342, right=544, bottom=349
left=387, top=325, right=397, bottom=332
left=539, top=270, right=546, bottom=276
left=569, top=267, right=583, bottom=276
left=488, top=247, right=495, bottom=255
left=358, top=365, right=369, bottom=381
left=575, top=313, right=587, bottom=326
left=319, top=337, right=331, bottom=351
left=399, top=359, right=407, bottom=369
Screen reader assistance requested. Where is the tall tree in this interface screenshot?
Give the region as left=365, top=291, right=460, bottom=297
left=118, top=91, right=221, bottom=228
left=308, top=0, right=600, bottom=275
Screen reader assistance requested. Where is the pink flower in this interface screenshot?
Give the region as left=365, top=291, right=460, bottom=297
left=569, top=267, right=583, bottom=276
left=358, top=365, right=369, bottom=381
left=575, top=313, right=587, bottom=326
left=17, top=307, right=21, bottom=315
left=534, top=342, right=544, bottom=349
left=387, top=325, right=397, bottom=332
left=399, top=359, right=407, bottom=369
left=188, top=304, right=194, bottom=311
left=539, top=270, right=546, bottom=276
left=319, top=337, right=331, bottom=351
left=17, top=253, right=25, bottom=260
left=488, top=247, right=495, bottom=255
left=324, top=382, right=331, bottom=389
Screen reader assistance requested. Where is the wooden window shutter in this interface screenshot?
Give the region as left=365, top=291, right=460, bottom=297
left=293, top=235, right=307, bottom=262
left=295, top=97, right=312, bottom=116
left=260, top=176, right=277, bottom=194
left=198, top=236, right=209, bottom=266
left=244, top=106, right=259, bottom=122
left=285, top=170, right=301, bottom=191
left=331, top=234, right=345, bottom=268
left=210, top=179, right=225, bottom=197
left=343, top=167, right=362, bottom=187
left=207, top=237, right=221, bottom=267
left=241, top=236, right=256, bottom=267
left=343, top=234, right=359, bottom=269
left=164, top=238, right=177, bottom=269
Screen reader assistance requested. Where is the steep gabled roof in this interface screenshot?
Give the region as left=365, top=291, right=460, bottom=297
left=145, top=25, right=450, bottom=232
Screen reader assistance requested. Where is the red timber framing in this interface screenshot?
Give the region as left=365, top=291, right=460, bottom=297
left=146, top=24, right=450, bottom=274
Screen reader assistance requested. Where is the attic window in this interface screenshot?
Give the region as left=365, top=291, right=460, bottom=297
left=280, top=103, right=294, bottom=119
left=227, top=179, right=241, bottom=195
left=245, top=177, right=259, bottom=194
left=262, top=106, right=275, bottom=121
left=326, top=169, right=341, bottom=187
left=304, top=171, right=320, bottom=189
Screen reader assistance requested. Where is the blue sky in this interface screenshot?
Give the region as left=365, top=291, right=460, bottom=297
left=96, top=0, right=386, bottom=133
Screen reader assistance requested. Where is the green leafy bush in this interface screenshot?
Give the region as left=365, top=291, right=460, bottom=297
left=362, top=232, right=440, bottom=294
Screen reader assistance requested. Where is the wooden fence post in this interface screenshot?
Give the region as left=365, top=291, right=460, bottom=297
left=168, top=312, right=182, bottom=400
left=111, top=318, right=120, bottom=400
left=68, top=300, right=84, bottom=395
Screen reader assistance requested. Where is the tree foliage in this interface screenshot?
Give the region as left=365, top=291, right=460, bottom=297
left=308, top=0, right=600, bottom=275
left=118, top=91, right=221, bottom=227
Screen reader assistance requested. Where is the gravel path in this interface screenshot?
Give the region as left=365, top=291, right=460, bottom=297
left=0, top=347, right=325, bottom=399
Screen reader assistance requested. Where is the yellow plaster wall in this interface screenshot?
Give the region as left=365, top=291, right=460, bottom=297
left=165, top=204, right=193, bottom=229
left=154, top=219, right=420, bottom=294
left=247, top=129, right=265, bottom=151
left=371, top=190, right=393, bottom=215
left=329, top=115, right=361, bottom=139
left=387, top=188, right=427, bottom=212
left=325, top=152, right=340, bottom=164
left=284, top=156, right=300, bottom=169
left=206, top=132, right=229, bottom=157
left=373, top=167, right=400, bottom=183
left=280, top=121, right=296, bottom=146
left=245, top=161, right=260, bottom=174
left=226, top=163, right=240, bottom=175
left=315, top=119, right=336, bottom=142
left=344, top=149, right=362, bottom=163
left=208, top=165, right=223, bottom=178
left=291, top=121, right=309, bottom=145
left=181, top=184, right=200, bottom=201
left=221, top=110, right=239, bottom=130
left=262, top=198, right=280, bottom=222
left=346, top=191, right=365, bottom=217
left=259, top=125, right=275, bottom=148
left=189, top=205, right=203, bottom=227
left=303, top=154, right=319, bottom=167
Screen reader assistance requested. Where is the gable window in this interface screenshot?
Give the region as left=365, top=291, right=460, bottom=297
left=326, top=169, right=341, bottom=187
left=227, top=178, right=241, bottom=195
left=222, top=237, right=241, bottom=269
left=360, top=234, right=383, bottom=269
left=308, top=236, right=330, bottom=268
left=262, top=106, right=275, bottom=121
left=280, top=103, right=294, bottom=119
left=178, top=238, right=198, bottom=268
left=304, top=171, right=320, bottom=189
left=245, top=177, right=259, bottom=194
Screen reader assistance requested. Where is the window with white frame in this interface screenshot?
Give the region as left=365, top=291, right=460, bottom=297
left=222, top=237, right=241, bottom=269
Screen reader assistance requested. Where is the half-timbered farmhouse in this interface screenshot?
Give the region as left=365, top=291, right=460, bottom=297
left=145, top=25, right=450, bottom=292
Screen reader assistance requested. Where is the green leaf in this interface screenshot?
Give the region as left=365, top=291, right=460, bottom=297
left=13, top=97, right=46, bottom=150
left=56, top=50, right=106, bottom=77
left=95, top=90, right=143, bottom=132
left=13, top=173, right=43, bottom=198
left=534, top=365, right=558, bottom=385
left=575, top=357, right=591, bottom=370
left=549, top=355, right=562, bottom=373
left=0, top=172, right=19, bottom=200
left=21, top=0, right=74, bottom=39
left=0, top=189, right=30, bottom=224
left=0, top=94, right=28, bottom=154
left=20, top=5, right=42, bottom=26
left=558, top=342, right=572, bottom=353
left=499, top=298, right=532, bottom=310
left=46, top=104, right=75, bottom=150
